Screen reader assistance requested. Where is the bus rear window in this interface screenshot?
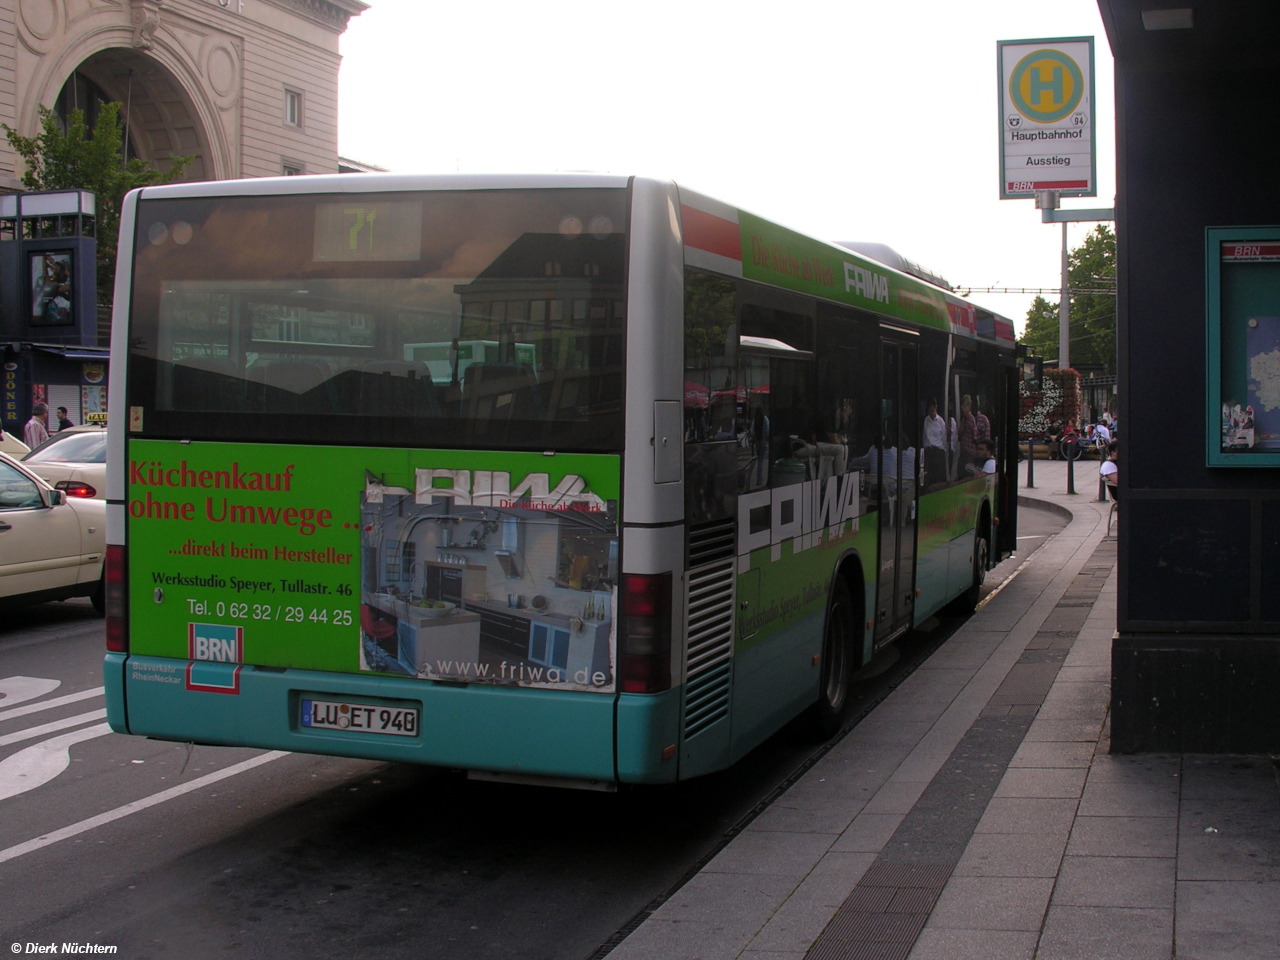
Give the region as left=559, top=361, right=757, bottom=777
left=126, top=188, right=628, bottom=451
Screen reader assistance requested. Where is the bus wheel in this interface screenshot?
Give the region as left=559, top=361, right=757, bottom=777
left=948, top=530, right=989, bottom=615
left=808, top=578, right=855, bottom=739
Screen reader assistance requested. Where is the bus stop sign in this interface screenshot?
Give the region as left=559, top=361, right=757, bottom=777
left=997, top=37, right=1097, bottom=200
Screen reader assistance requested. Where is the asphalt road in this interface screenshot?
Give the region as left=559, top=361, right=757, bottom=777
left=0, top=504, right=1064, bottom=960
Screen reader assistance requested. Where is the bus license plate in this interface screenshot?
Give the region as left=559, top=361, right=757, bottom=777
left=301, top=698, right=418, bottom=737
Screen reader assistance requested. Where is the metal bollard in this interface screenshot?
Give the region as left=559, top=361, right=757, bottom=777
left=1097, top=472, right=1107, bottom=502
left=1067, top=451, right=1076, bottom=495
left=1026, top=440, right=1035, bottom=488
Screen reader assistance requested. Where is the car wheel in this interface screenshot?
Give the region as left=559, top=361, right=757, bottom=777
left=89, top=573, right=105, bottom=616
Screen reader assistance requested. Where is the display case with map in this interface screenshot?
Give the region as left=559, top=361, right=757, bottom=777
left=1207, top=228, right=1280, bottom=466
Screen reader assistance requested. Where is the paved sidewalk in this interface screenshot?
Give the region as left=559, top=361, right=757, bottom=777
left=608, top=460, right=1280, bottom=960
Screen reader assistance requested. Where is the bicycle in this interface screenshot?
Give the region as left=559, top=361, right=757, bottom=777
left=1059, top=435, right=1085, bottom=461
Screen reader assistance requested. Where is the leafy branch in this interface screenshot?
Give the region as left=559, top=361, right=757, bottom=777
left=4, top=103, right=192, bottom=305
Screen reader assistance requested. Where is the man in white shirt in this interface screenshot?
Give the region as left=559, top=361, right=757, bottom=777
left=1093, top=420, right=1112, bottom=444
left=964, top=439, right=997, bottom=476
left=978, top=440, right=997, bottom=475
left=922, top=399, right=947, bottom=486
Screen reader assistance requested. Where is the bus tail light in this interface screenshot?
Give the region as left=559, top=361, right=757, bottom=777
left=105, top=544, right=128, bottom=653
left=619, top=572, right=672, bottom=693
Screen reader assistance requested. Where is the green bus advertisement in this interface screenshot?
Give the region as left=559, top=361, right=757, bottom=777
left=103, top=175, right=1018, bottom=787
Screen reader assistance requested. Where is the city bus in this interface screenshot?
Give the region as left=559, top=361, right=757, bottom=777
left=103, top=174, right=1019, bottom=787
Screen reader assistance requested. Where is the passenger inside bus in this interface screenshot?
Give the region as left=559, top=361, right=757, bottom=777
left=922, top=398, right=950, bottom=490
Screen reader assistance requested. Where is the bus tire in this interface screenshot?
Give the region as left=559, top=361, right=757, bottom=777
left=807, top=577, right=856, bottom=739
left=948, top=525, right=989, bottom=615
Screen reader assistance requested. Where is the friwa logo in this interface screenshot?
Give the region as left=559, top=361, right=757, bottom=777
left=412, top=468, right=607, bottom=513
left=737, top=472, right=863, bottom=570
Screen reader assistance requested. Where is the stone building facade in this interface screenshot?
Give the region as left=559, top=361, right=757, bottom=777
left=0, top=0, right=367, bottom=190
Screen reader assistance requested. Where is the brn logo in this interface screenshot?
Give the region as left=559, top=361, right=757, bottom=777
left=188, top=622, right=244, bottom=663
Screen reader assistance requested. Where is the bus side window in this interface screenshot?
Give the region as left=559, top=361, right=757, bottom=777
left=683, top=268, right=741, bottom=524
left=735, top=299, right=812, bottom=492
left=817, top=306, right=878, bottom=516
left=920, top=329, right=951, bottom=490
left=766, top=358, right=815, bottom=489
left=741, top=356, right=770, bottom=492
left=977, top=343, right=1003, bottom=465
left=683, top=270, right=739, bottom=444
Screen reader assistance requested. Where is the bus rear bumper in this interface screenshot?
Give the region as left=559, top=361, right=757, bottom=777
left=105, top=652, right=129, bottom=733
left=616, top=687, right=681, bottom=784
left=114, top=655, right=616, bottom=780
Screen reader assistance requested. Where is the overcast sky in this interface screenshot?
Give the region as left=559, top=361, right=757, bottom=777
left=338, top=0, right=1114, bottom=333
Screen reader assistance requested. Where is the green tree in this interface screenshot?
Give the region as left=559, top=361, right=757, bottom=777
left=1067, top=224, right=1117, bottom=373
left=1020, top=295, right=1060, bottom=364
left=4, top=103, right=191, bottom=305
left=1017, top=224, right=1117, bottom=375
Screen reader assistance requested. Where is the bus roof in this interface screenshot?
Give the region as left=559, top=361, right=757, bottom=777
left=677, top=184, right=1016, bottom=346
left=133, top=172, right=1015, bottom=346
left=136, top=171, right=632, bottom=200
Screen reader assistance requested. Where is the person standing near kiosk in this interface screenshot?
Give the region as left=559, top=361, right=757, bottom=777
left=24, top=401, right=49, bottom=449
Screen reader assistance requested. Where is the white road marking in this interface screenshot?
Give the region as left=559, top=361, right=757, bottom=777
left=0, top=677, right=61, bottom=711
left=0, top=686, right=104, bottom=724
left=0, top=723, right=113, bottom=802
left=0, top=750, right=288, bottom=865
left=0, top=709, right=109, bottom=748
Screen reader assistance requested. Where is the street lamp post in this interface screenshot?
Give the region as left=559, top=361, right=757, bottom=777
left=1059, top=220, right=1070, bottom=372
left=1036, top=192, right=1115, bottom=495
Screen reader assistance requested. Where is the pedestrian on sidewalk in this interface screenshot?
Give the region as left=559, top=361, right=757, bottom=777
left=1046, top=419, right=1063, bottom=459
left=1100, top=440, right=1118, bottom=485
left=24, top=402, right=50, bottom=449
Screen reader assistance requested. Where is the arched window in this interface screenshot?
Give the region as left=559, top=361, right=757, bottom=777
left=55, top=70, right=139, bottom=161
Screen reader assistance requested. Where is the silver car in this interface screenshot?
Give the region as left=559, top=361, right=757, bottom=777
left=21, top=425, right=108, bottom=500
left=0, top=451, right=105, bottom=612
left=0, top=427, right=29, bottom=458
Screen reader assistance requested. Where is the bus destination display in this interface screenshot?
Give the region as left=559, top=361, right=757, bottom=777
left=313, top=200, right=423, bottom=262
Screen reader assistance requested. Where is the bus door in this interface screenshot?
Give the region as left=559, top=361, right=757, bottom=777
left=998, top=362, right=1019, bottom=559
left=875, top=335, right=919, bottom=642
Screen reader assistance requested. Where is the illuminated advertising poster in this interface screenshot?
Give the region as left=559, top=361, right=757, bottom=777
left=997, top=37, right=1097, bottom=199
left=81, top=385, right=107, bottom=422
left=30, top=251, right=75, bottom=325
left=127, top=442, right=620, bottom=691
left=1209, top=234, right=1280, bottom=465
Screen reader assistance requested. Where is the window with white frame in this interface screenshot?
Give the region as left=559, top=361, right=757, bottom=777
left=284, top=88, right=303, bottom=127
left=282, top=161, right=304, bottom=176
